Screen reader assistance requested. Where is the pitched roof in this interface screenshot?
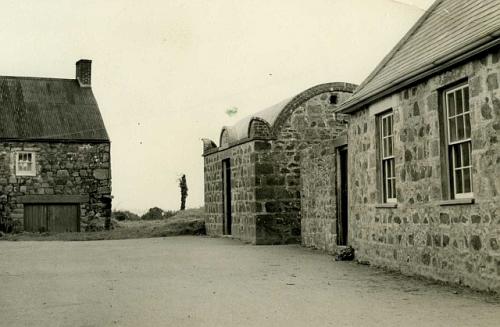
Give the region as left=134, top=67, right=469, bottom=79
left=0, top=76, right=109, bottom=141
left=338, top=0, right=500, bottom=113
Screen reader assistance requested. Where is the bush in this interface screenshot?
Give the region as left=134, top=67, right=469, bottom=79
left=141, top=207, right=164, bottom=220
left=163, top=210, right=177, bottom=219
left=112, top=210, right=141, bottom=221
left=141, top=207, right=179, bottom=220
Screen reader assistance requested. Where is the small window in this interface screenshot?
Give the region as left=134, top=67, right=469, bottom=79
left=16, top=152, right=36, bottom=176
left=379, top=111, right=396, bottom=203
left=445, top=84, right=472, bottom=198
left=329, top=94, right=338, bottom=105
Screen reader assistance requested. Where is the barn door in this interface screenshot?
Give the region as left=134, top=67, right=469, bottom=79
left=24, top=204, right=80, bottom=233
left=47, top=205, right=80, bottom=233
left=24, top=204, right=49, bottom=233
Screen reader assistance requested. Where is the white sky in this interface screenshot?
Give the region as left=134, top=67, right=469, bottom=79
left=0, top=0, right=434, bottom=214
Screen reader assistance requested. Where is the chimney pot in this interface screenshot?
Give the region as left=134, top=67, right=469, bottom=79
left=76, top=59, right=92, bottom=87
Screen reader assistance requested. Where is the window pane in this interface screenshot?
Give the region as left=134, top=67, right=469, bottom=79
left=457, top=115, right=464, bottom=140
left=384, top=138, right=389, bottom=157
left=464, top=113, right=471, bottom=139
left=388, top=136, right=393, bottom=156
left=449, top=117, right=457, bottom=142
left=383, top=118, right=388, bottom=137
left=463, top=142, right=471, bottom=166
left=463, top=168, right=472, bottom=193
left=456, top=89, right=463, bottom=114
left=455, top=169, right=463, bottom=194
left=455, top=90, right=463, bottom=114
left=447, top=93, right=456, bottom=117
left=383, top=162, right=387, bottom=199
left=387, top=179, right=392, bottom=199
left=392, top=178, right=396, bottom=198
left=391, top=159, right=396, bottom=178
left=463, top=87, right=469, bottom=111
left=387, top=159, right=392, bottom=177
left=454, top=145, right=462, bottom=168
left=388, top=115, right=393, bottom=135
left=27, top=153, right=32, bottom=161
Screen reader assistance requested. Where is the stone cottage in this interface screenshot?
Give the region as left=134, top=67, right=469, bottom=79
left=203, top=82, right=356, bottom=244
left=0, top=59, right=112, bottom=233
left=302, top=0, right=500, bottom=291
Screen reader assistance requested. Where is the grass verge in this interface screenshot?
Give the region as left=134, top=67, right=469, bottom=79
left=0, top=208, right=206, bottom=241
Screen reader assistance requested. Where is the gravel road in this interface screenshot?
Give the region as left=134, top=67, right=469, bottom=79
left=0, top=236, right=498, bottom=326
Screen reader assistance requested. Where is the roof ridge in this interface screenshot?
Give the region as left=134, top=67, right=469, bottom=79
left=352, top=0, right=444, bottom=94
left=0, top=75, right=75, bottom=82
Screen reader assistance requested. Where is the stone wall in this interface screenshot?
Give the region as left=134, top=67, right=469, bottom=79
left=204, top=141, right=257, bottom=243
left=347, top=47, right=500, bottom=292
left=203, top=84, right=356, bottom=245
left=258, top=92, right=350, bottom=244
left=300, top=140, right=340, bottom=253
left=0, top=141, right=111, bottom=232
left=203, top=151, right=222, bottom=237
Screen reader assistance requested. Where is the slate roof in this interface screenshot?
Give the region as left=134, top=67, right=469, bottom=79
left=0, top=76, right=109, bottom=141
left=338, top=0, right=500, bottom=113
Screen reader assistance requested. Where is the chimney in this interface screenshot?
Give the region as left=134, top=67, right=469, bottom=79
left=76, top=59, right=92, bottom=87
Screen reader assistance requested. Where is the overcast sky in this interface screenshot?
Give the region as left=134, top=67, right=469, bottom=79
left=0, top=0, right=434, bottom=213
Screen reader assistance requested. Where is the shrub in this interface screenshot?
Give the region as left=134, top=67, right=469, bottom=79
left=163, top=210, right=177, bottom=219
left=141, top=207, right=164, bottom=220
left=112, top=210, right=141, bottom=221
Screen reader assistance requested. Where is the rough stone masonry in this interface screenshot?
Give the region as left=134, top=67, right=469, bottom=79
left=301, top=46, right=500, bottom=292
left=203, top=83, right=356, bottom=244
left=0, top=141, right=111, bottom=232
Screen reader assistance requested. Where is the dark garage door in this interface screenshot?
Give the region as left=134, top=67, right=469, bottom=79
left=24, top=204, right=80, bottom=233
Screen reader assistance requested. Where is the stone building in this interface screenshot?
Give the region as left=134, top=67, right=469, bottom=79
left=0, top=59, right=112, bottom=233
left=302, top=0, right=500, bottom=291
left=202, top=82, right=356, bottom=244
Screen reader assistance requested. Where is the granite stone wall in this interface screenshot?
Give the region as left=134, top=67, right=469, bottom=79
left=260, top=92, right=350, bottom=244
left=203, top=86, right=354, bottom=245
left=347, top=47, right=500, bottom=291
left=204, top=142, right=257, bottom=243
left=0, top=141, right=111, bottom=232
left=300, top=140, right=341, bottom=253
left=203, top=150, right=223, bottom=237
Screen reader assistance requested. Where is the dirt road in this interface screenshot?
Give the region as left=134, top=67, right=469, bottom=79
left=0, top=236, right=498, bottom=326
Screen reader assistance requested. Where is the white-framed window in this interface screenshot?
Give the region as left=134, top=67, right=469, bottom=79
left=445, top=84, right=472, bottom=198
left=380, top=111, right=396, bottom=203
left=16, top=151, right=36, bottom=176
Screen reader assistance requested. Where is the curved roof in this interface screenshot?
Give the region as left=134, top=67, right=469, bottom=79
left=219, top=82, right=356, bottom=146
left=222, top=97, right=291, bottom=142
left=338, top=0, right=500, bottom=114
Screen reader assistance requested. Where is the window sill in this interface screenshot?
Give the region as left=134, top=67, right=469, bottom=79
left=16, top=173, right=36, bottom=177
left=375, top=203, right=398, bottom=209
left=439, top=198, right=475, bottom=206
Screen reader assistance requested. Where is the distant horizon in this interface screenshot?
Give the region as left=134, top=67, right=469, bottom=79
left=0, top=0, right=434, bottom=213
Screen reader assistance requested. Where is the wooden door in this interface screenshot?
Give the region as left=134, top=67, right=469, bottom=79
left=337, top=146, right=349, bottom=246
left=222, top=159, right=232, bottom=235
left=47, top=204, right=80, bottom=233
left=24, top=204, right=49, bottom=233
left=24, top=204, right=80, bottom=233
